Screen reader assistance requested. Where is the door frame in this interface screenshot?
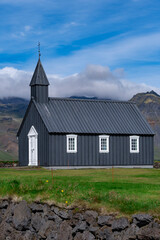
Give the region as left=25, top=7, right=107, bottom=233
left=28, top=126, right=38, bottom=166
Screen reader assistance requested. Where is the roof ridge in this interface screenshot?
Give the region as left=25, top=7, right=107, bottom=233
left=48, top=97, right=135, bottom=104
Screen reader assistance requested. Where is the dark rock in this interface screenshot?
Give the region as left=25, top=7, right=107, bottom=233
left=88, top=225, right=99, bottom=234
left=73, top=220, right=87, bottom=233
left=23, top=230, right=38, bottom=240
left=84, top=210, right=98, bottom=226
left=0, top=222, right=15, bottom=240
left=132, top=213, right=153, bottom=227
left=85, top=210, right=98, bottom=219
left=3, top=203, right=15, bottom=224
left=81, top=230, right=95, bottom=240
left=38, top=220, right=58, bottom=238
left=57, top=221, right=72, bottom=240
left=137, top=226, right=160, bottom=240
left=74, top=232, right=83, bottom=240
left=98, top=215, right=113, bottom=226
left=68, top=210, right=73, bottom=219
left=43, top=203, right=51, bottom=216
left=51, top=206, right=59, bottom=214
left=31, top=212, right=44, bottom=232
left=29, top=202, right=43, bottom=212
left=58, top=209, right=70, bottom=219
left=73, top=212, right=84, bottom=221
left=47, top=210, right=62, bottom=224
left=96, top=227, right=113, bottom=240
left=123, top=223, right=139, bottom=240
left=112, top=217, right=129, bottom=232
left=13, top=201, right=31, bottom=230
left=0, top=200, right=9, bottom=209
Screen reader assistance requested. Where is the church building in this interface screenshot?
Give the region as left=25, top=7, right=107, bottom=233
left=17, top=58, right=154, bottom=167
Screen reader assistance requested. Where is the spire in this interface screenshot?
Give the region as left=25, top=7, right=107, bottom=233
left=30, top=58, right=50, bottom=86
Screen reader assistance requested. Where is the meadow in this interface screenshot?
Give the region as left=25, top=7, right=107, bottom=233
left=0, top=168, right=160, bottom=217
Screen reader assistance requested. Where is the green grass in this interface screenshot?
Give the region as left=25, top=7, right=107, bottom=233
left=0, top=168, right=160, bottom=216
left=0, top=150, right=17, bottom=161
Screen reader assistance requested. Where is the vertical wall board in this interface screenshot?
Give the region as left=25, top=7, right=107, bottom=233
left=18, top=102, right=49, bottom=166
left=20, top=132, right=154, bottom=167
left=31, top=86, right=48, bottom=103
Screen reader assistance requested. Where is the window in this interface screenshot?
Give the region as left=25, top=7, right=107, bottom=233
left=99, top=135, right=109, bottom=153
left=130, top=136, right=139, bottom=153
left=67, top=135, right=77, bottom=153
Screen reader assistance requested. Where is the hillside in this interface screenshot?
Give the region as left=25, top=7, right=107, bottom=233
left=130, top=90, right=160, bottom=159
left=0, top=97, right=29, bottom=160
left=0, top=93, right=160, bottom=160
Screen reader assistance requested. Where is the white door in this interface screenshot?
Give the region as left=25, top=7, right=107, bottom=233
left=30, top=136, right=36, bottom=165
left=28, top=126, right=38, bottom=166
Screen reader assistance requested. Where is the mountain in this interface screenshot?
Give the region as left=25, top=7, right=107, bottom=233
left=130, top=91, right=160, bottom=159
left=0, top=92, right=160, bottom=161
left=0, top=97, right=29, bottom=118
left=0, top=97, right=29, bottom=160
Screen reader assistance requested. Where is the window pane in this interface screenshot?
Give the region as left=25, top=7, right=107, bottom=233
left=101, top=138, right=107, bottom=151
left=131, top=139, right=137, bottom=151
left=68, top=137, right=75, bottom=151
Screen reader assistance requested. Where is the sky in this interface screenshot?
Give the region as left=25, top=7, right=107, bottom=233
left=0, top=0, right=160, bottom=100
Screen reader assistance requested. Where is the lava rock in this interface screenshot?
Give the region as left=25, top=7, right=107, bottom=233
left=98, top=215, right=113, bottom=226
left=84, top=210, right=98, bottom=226
left=58, top=210, right=70, bottom=219
left=81, top=230, right=95, bottom=240
left=31, top=212, right=44, bottom=232
left=96, top=227, right=113, bottom=240
left=112, top=217, right=129, bottom=232
left=73, top=212, right=84, bottom=221
left=137, top=226, right=160, bottom=240
left=0, top=200, right=9, bottom=209
left=13, top=201, right=31, bottom=231
left=73, top=220, right=87, bottom=233
left=57, top=221, right=72, bottom=240
left=29, top=202, right=43, bottom=213
left=132, top=213, right=153, bottom=227
left=38, top=220, right=57, bottom=238
left=47, top=210, right=62, bottom=225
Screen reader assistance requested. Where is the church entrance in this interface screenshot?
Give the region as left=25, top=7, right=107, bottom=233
left=28, top=126, right=38, bottom=166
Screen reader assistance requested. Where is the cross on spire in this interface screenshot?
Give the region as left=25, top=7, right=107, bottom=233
left=38, top=42, right=41, bottom=58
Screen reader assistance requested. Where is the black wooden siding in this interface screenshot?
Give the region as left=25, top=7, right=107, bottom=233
left=48, top=134, right=153, bottom=166
left=31, top=85, right=48, bottom=103
left=18, top=102, right=49, bottom=166
left=18, top=102, right=154, bottom=167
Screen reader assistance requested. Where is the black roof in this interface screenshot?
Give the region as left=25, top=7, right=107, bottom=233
left=33, top=97, right=154, bottom=135
left=30, top=58, right=49, bottom=86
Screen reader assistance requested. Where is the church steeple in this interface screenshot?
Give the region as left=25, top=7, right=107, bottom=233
left=30, top=58, right=49, bottom=103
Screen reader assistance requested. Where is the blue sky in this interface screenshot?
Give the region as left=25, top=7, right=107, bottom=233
left=0, top=0, right=160, bottom=99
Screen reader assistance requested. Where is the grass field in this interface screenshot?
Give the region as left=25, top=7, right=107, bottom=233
left=0, top=168, right=160, bottom=217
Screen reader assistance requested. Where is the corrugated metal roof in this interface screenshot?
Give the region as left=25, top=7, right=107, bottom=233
left=33, top=98, right=154, bottom=135
left=30, top=58, right=49, bottom=86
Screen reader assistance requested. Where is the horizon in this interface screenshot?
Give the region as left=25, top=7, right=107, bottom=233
left=0, top=0, right=160, bottom=100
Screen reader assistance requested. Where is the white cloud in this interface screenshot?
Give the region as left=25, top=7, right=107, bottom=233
left=24, top=25, right=32, bottom=32
left=0, top=64, right=159, bottom=100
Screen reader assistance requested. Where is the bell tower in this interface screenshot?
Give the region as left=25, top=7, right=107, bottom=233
left=30, top=57, right=49, bottom=103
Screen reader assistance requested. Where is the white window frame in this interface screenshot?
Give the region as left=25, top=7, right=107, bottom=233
left=99, top=135, right=109, bottom=153
left=130, top=136, right=139, bottom=153
left=67, top=135, right=77, bottom=153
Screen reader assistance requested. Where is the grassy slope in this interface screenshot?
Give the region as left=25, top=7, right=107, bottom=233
left=0, top=150, right=17, bottom=161
left=0, top=168, right=160, bottom=216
